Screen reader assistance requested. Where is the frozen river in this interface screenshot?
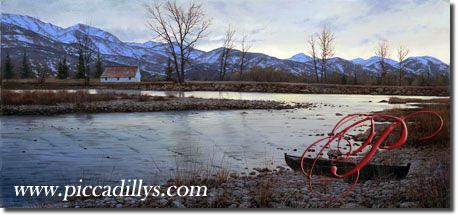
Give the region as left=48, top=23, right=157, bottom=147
left=0, top=91, right=444, bottom=206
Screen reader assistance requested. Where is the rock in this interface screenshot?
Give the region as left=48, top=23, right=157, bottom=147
left=400, top=202, right=419, bottom=208
left=378, top=100, right=388, bottom=103
left=231, top=190, right=243, bottom=197
left=327, top=150, right=342, bottom=159
left=254, top=167, right=271, bottom=172
left=171, top=200, right=185, bottom=208
left=157, top=198, right=168, bottom=206
left=228, top=204, right=238, bottom=208
left=335, top=113, right=343, bottom=116
left=115, top=203, right=123, bottom=208
left=229, top=172, right=239, bottom=179
left=249, top=171, right=256, bottom=175
left=340, top=202, right=364, bottom=208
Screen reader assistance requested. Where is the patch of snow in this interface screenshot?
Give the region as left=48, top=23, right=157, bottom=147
left=288, top=53, right=312, bottom=63
left=351, top=58, right=365, bottom=65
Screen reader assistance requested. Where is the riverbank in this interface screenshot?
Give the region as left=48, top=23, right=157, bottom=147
left=1, top=80, right=449, bottom=96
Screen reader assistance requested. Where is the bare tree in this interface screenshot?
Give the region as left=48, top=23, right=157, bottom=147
left=397, top=45, right=409, bottom=86
left=76, top=24, right=96, bottom=86
left=36, top=64, right=49, bottom=84
left=306, top=34, right=319, bottom=83
left=375, top=40, right=390, bottom=85
left=146, top=0, right=211, bottom=84
left=318, top=27, right=335, bottom=83
left=219, top=25, right=236, bottom=81
left=238, top=34, right=251, bottom=80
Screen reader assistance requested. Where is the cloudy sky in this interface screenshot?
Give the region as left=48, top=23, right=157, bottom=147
left=1, top=0, right=450, bottom=63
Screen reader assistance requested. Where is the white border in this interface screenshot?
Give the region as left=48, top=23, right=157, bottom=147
left=1, top=0, right=456, bottom=215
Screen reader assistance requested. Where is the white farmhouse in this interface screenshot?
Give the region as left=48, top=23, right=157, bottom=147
left=100, top=66, right=141, bottom=83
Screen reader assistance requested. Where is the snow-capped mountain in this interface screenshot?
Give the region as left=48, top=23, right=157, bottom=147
left=288, top=53, right=312, bottom=63
left=1, top=13, right=450, bottom=80
left=351, top=56, right=398, bottom=67
left=403, top=56, right=450, bottom=76
left=348, top=55, right=449, bottom=76
left=349, top=56, right=399, bottom=73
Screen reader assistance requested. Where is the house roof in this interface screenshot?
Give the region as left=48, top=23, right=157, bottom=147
left=101, top=66, right=138, bottom=78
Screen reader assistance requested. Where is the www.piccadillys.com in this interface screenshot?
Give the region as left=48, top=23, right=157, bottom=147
left=14, top=179, right=208, bottom=202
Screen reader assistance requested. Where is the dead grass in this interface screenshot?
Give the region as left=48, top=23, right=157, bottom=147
left=255, top=176, right=274, bottom=207
left=0, top=90, right=175, bottom=105
left=388, top=97, right=449, bottom=104
left=379, top=99, right=450, bottom=148
left=399, top=155, right=450, bottom=208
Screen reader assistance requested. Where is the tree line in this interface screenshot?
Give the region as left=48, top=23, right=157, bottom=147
left=1, top=45, right=104, bottom=84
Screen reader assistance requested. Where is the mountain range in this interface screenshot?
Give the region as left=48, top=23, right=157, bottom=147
left=0, top=13, right=450, bottom=80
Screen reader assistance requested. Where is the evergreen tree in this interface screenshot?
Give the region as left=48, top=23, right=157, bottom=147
left=62, top=57, right=69, bottom=79
left=95, top=51, right=104, bottom=78
left=76, top=50, right=85, bottom=79
left=56, top=60, right=63, bottom=78
left=340, top=74, right=347, bottom=85
left=56, top=57, right=69, bottom=79
left=165, top=58, right=174, bottom=81
left=3, top=53, right=14, bottom=79
left=21, top=51, right=32, bottom=79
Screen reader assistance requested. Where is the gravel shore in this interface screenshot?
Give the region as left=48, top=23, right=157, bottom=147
left=1, top=97, right=311, bottom=115
left=46, top=143, right=449, bottom=209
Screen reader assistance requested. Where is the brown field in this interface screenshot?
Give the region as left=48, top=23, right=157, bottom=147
left=0, top=90, right=172, bottom=106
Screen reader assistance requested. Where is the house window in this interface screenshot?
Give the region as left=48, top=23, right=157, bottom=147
left=117, top=77, right=120, bottom=80
left=129, top=77, right=131, bottom=80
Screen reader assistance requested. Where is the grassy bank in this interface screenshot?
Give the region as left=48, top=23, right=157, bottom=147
left=1, top=79, right=449, bottom=96
left=1, top=90, right=158, bottom=105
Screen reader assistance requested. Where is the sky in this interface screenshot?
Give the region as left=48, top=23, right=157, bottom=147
left=0, top=0, right=451, bottom=63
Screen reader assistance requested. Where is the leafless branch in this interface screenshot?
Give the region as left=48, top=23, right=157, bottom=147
left=318, top=26, right=335, bottom=82
left=375, top=39, right=390, bottom=84
left=306, top=34, right=319, bottom=82
left=145, top=0, right=211, bottom=83
left=397, top=45, right=409, bottom=85
left=238, top=34, right=252, bottom=79
left=219, top=25, right=236, bottom=81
